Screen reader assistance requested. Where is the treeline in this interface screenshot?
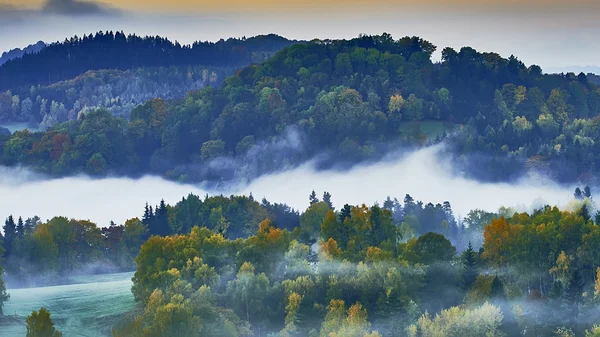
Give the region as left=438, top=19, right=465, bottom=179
left=0, top=215, right=146, bottom=287
left=1, top=34, right=599, bottom=183
left=0, top=32, right=298, bottom=91
left=114, top=196, right=600, bottom=337
left=0, top=41, right=45, bottom=66
left=0, top=194, right=299, bottom=288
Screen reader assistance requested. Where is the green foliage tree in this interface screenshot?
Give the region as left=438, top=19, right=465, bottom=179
left=25, top=307, right=63, bottom=337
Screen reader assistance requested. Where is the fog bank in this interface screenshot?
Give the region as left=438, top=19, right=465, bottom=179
left=0, top=145, right=576, bottom=227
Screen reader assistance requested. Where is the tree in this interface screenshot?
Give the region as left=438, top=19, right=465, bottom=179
left=309, top=190, right=319, bottom=205
left=0, top=244, right=9, bottom=315
left=461, top=241, right=479, bottom=291
left=2, top=215, right=16, bottom=258
left=585, top=186, right=592, bottom=199
left=86, top=152, right=106, bottom=175
left=225, top=262, right=271, bottom=327
left=323, top=191, right=333, bottom=210
left=16, top=216, right=24, bottom=238
left=412, top=232, right=456, bottom=265
left=575, top=187, right=584, bottom=200
left=407, top=302, right=504, bottom=337
left=586, top=325, right=600, bottom=337
left=300, top=202, right=331, bottom=241
left=339, top=204, right=352, bottom=223
left=26, top=307, right=63, bottom=337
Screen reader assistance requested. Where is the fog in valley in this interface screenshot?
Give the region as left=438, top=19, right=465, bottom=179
left=0, top=144, right=576, bottom=228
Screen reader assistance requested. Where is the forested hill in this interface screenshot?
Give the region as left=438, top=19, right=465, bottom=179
left=0, top=41, right=46, bottom=66
left=1, top=33, right=599, bottom=184
left=0, top=32, right=298, bottom=91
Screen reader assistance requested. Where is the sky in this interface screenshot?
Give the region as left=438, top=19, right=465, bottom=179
left=0, top=0, right=599, bottom=71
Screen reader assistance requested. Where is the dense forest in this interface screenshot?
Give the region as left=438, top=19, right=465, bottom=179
left=0, top=32, right=298, bottom=128
left=0, top=41, right=46, bottom=66
left=0, top=66, right=227, bottom=129
left=0, top=32, right=298, bottom=91
left=0, top=34, right=599, bottom=184
left=1, top=187, right=600, bottom=336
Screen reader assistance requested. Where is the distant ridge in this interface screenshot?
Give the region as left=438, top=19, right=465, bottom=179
left=0, top=32, right=299, bottom=91
left=0, top=41, right=46, bottom=66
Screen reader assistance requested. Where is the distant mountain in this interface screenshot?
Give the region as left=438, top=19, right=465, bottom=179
left=0, top=32, right=299, bottom=91
left=0, top=41, right=46, bottom=66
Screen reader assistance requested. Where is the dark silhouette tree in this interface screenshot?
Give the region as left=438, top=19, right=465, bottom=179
left=2, top=215, right=16, bottom=258
left=461, top=241, right=479, bottom=290
left=16, top=216, right=24, bottom=238
left=322, top=191, right=333, bottom=210
left=339, top=204, right=352, bottom=223
left=309, top=190, right=319, bottom=205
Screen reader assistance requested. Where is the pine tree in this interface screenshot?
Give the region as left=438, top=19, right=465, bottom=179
left=309, top=191, right=319, bottom=205
left=580, top=204, right=591, bottom=222
left=142, top=202, right=153, bottom=225
left=322, top=191, right=333, bottom=210
left=16, top=216, right=24, bottom=238
left=149, top=199, right=170, bottom=237
left=461, top=241, right=478, bottom=291
left=584, top=186, right=592, bottom=199
left=490, top=275, right=506, bottom=304
left=2, top=215, right=16, bottom=258
left=575, top=187, right=583, bottom=200
left=383, top=196, right=394, bottom=211
left=339, top=204, right=352, bottom=223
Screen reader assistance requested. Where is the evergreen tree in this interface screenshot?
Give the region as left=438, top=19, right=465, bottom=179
left=23, top=216, right=39, bottom=235
left=490, top=276, right=506, bottom=304
left=580, top=204, right=591, bottom=222
left=584, top=186, right=592, bottom=199
left=383, top=197, right=394, bottom=211
left=339, top=204, right=352, bottom=223
left=16, top=216, right=24, bottom=238
left=148, top=200, right=170, bottom=237
left=309, top=191, right=319, bottom=205
left=461, top=241, right=479, bottom=291
left=142, top=202, right=153, bottom=224
left=563, top=269, right=584, bottom=324
left=322, top=191, right=333, bottom=210
left=2, top=215, right=16, bottom=258
left=575, top=187, right=583, bottom=200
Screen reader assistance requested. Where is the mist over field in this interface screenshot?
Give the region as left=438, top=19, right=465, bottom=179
left=2, top=272, right=135, bottom=337
left=0, top=144, right=576, bottom=228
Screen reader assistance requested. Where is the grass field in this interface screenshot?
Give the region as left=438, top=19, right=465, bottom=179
left=1, top=272, right=135, bottom=337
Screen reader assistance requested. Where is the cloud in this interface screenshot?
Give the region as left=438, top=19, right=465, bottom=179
left=42, top=0, right=119, bottom=15
left=0, top=0, right=119, bottom=18
left=0, top=3, right=34, bottom=23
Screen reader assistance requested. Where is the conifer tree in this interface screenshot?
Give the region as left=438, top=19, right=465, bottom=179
left=322, top=191, right=333, bottom=210
left=309, top=191, right=319, bottom=205
left=2, top=215, right=16, bottom=258
left=16, top=216, right=24, bottom=238
left=461, top=241, right=479, bottom=291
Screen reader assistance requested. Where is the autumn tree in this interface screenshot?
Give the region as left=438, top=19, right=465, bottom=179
left=26, top=307, right=63, bottom=337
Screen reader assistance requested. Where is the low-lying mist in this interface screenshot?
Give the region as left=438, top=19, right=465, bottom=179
left=0, top=144, right=576, bottom=227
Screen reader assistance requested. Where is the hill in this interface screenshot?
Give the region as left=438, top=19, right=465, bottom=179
left=0, top=32, right=298, bottom=91
left=0, top=41, right=46, bottom=66
left=0, top=33, right=599, bottom=184
left=0, top=32, right=299, bottom=127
